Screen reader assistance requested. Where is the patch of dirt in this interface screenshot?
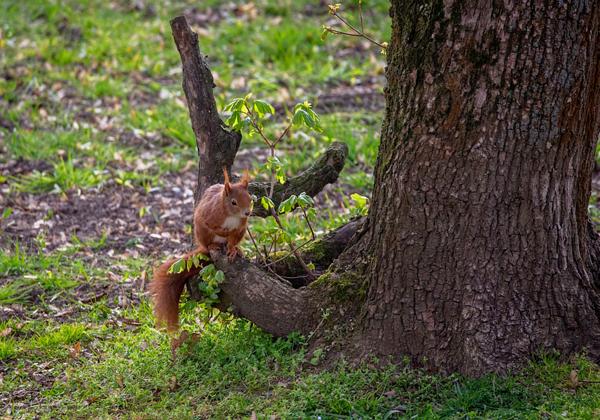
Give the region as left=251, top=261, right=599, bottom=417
left=0, top=171, right=195, bottom=258
left=313, top=78, right=385, bottom=113
left=0, top=158, right=53, bottom=177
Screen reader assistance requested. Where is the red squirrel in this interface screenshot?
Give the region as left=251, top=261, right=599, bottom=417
left=150, top=168, right=252, bottom=330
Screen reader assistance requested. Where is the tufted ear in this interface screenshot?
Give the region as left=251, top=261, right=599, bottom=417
left=223, top=167, right=231, bottom=195
left=240, top=169, right=250, bottom=188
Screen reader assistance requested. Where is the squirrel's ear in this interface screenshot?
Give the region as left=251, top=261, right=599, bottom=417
left=223, top=167, right=231, bottom=195
left=240, top=169, right=250, bottom=189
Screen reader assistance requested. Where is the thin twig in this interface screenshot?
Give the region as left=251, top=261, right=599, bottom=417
left=265, top=264, right=293, bottom=286
left=244, top=108, right=273, bottom=148
left=333, top=12, right=387, bottom=49
left=268, top=145, right=276, bottom=199
left=273, top=121, right=293, bottom=147
left=301, top=207, right=316, bottom=241
left=247, top=227, right=268, bottom=265
left=270, top=208, right=315, bottom=279
left=358, top=0, right=364, bottom=33
left=326, top=28, right=364, bottom=38
left=263, top=238, right=314, bottom=268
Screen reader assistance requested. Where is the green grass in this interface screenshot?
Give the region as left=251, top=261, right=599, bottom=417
left=2, top=0, right=600, bottom=417
left=1, top=245, right=600, bottom=418
left=1, top=0, right=387, bottom=195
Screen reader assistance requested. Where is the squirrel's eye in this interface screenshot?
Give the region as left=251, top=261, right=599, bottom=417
left=231, top=199, right=238, bottom=206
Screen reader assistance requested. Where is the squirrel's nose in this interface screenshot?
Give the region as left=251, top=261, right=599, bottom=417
left=244, top=210, right=251, bottom=217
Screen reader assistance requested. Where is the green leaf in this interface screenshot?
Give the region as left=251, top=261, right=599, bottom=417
left=275, top=169, right=286, bottom=184
left=214, top=270, right=225, bottom=283
left=253, top=99, right=275, bottom=117
left=292, top=101, right=322, bottom=132
left=223, top=97, right=245, bottom=112
left=310, top=348, right=324, bottom=365
left=261, top=196, right=275, bottom=210
left=350, top=193, right=368, bottom=208
left=2, top=207, right=13, bottom=219
left=225, top=111, right=243, bottom=130
left=278, top=195, right=297, bottom=214
left=292, top=109, right=312, bottom=127
left=200, top=263, right=216, bottom=280
left=297, top=192, right=314, bottom=208
left=191, top=253, right=208, bottom=268
left=168, top=258, right=186, bottom=274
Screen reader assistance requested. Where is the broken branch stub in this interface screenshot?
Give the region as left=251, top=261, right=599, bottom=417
left=249, top=141, right=349, bottom=217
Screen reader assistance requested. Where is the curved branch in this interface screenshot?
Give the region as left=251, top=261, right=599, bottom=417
left=171, top=16, right=348, bottom=212
left=249, top=141, right=349, bottom=217
left=170, top=16, right=349, bottom=305
left=171, top=16, right=241, bottom=202
left=209, top=218, right=365, bottom=334
left=210, top=250, right=318, bottom=337
left=267, top=217, right=365, bottom=286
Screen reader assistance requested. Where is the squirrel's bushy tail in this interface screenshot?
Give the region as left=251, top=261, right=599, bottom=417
left=150, top=246, right=208, bottom=331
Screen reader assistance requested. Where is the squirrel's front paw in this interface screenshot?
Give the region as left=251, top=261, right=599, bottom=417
left=226, top=246, right=243, bottom=262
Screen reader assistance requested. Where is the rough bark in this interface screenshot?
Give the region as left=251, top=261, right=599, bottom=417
left=267, top=217, right=364, bottom=285
left=357, top=0, right=600, bottom=375
left=171, top=16, right=241, bottom=203
left=249, top=141, right=349, bottom=217
left=168, top=2, right=600, bottom=377
left=210, top=250, right=319, bottom=336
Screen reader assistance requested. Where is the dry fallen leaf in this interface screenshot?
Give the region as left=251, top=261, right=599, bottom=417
left=168, top=375, right=178, bottom=392
left=69, top=342, right=81, bottom=359
left=569, top=370, right=579, bottom=388
left=0, top=327, right=12, bottom=337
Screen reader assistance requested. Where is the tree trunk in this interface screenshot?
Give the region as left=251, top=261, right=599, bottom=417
left=168, top=2, right=600, bottom=376
left=356, top=0, right=600, bottom=375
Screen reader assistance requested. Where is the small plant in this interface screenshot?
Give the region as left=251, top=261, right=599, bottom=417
left=11, top=158, right=107, bottom=193
left=197, top=264, right=226, bottom=306
left=168, top=253, right=210, bottom=275
left=223, top=94, right=324, bottom=278
left=168, top=254, right=226, bottom=307
left=349, top=193, right=369, bottom=217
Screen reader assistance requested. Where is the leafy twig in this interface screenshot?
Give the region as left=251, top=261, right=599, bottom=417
left=270, top=208, right=315, bottom=280
left=323, top=3, right=388, bottom=53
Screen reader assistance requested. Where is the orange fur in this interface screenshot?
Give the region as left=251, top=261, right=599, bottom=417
left=149, top=246, right=207, bottom=331
left=151, top=169, right=252, bottom=330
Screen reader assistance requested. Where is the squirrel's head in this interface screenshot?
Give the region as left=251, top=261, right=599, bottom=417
left=222, top=168, right=253, bottom=219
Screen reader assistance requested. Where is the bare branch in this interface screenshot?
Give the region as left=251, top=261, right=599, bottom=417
left=210, top=250, right=317, bottom=337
